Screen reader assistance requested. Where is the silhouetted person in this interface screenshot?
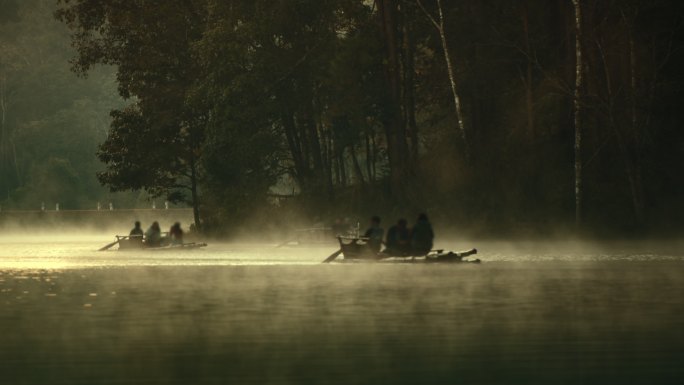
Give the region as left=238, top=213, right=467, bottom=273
left=385, top=218, right=410, bottom=255
left=145, top=221, right=162, bottom=247
left=364, top=215, right=384, bottom=253
left=129, top=221, right=144, bottom=246
left=169, top=222, right=184, bottom=245
left=411, top=213, right=434, bottom=255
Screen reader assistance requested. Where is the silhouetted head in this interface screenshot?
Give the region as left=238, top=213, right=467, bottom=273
left=371, top=216, right=381, bottom=225
left=152, top=221, right=160, bottom=231
left=173, top=222, right=181, bottom=229
left=398, top=218, right=407, bottom=228
left=417, top=213, right=429, bottom=222
left=134, top=221, right=141, bottom=229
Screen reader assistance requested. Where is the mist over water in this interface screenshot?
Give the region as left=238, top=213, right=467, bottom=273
left=0, top=234, right=683, bottom=384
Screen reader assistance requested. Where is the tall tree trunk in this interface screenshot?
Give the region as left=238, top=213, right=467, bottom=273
left=626, top=14, right=645, bottom=224
left=377, top=0, right=408, bottom=195
left=298, top=115, right=311, bottom=176
left=0, top=74, right=18, bottom=188
left=189, top=154, right=201, bottom=231
left=401, top=3, right=419, bottom=160
left=365, top=130, right=373, bottom=183
left=0, top=77, right=5, bottom=141
left=338, top=150, right=347, bottom=187
left=522, top=1, right=535, bottom=140
left=0, top=75, right=7, bottom=166
left=597, top=36, right=644, bottom=227
left=322, top=124, right=334, bottom=201
left=281, top=111, right=308, bottom=187
left=303, top=100, right=324, bottom=182
left=0, top=82, right=6, bottom=170
left=416, top=0, right=470, bottom=161
left=334, top=153, right=341, bottom=187
left=349, top=145, right=366, bottom=186
left=372, top=134, right=378, bottom=181
left=572, top=0, right=583, bottom=228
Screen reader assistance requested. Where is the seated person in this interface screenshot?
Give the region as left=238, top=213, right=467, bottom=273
left=364, top=215, right=384, bottom=253
left=410, top=213, right=434, bottom=255
left=169, top=222, right=184, bottom=245
left=129, top=221, right=144, bottom=245
left=385, top=218, right=410, bottom=256
left=144, top=221, right=162, bottom=247
left=128, top=221, right=143, bottom=246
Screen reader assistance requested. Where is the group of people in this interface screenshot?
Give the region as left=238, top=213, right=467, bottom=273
left=363, top=213, right=434, bottom=256
left=129, top=221, right=184, bottom=247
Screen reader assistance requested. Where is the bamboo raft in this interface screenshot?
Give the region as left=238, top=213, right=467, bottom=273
left=98, top=235, right=207, bottom=251
left=322, top=236, right=479, bottom=263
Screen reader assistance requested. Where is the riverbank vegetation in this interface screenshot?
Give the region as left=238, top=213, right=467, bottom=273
left=4, top=0, right=684, bottom=237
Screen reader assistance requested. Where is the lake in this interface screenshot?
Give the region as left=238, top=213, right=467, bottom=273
left=1, top=236, right=683, bottom=384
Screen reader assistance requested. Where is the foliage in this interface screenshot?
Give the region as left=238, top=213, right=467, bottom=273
left=49, top=0, right=684, bottom=235
left=56, top=0, right=209, bottom=225
left=0, top=0, right=135, bottom=210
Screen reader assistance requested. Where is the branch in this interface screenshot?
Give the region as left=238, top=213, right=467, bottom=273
left=414, top=0, right=440, bottom=31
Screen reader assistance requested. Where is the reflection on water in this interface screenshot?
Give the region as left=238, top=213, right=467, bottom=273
left=0, top=238, right=332, bottom=269
left=1, top=238, right=683, bottom=384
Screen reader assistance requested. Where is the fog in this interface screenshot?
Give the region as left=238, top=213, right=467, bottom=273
left=2, top=227, right=684, bottom=268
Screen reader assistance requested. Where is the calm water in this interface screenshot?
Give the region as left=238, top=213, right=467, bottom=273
left=1, top=236, right=683, bottom=384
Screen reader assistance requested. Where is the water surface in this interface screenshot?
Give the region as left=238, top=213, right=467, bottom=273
left=1, top=237, right=683, bottom=384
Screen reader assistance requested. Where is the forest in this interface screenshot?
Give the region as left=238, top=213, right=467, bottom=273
left=0, top=0, right=150, bottom=210
left=3, top=0, right=684, bottom=237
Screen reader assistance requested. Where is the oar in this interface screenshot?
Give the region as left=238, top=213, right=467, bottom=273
left=322, top=249, right=342, bottom=263
left=98, top=238, right=120, bottom=251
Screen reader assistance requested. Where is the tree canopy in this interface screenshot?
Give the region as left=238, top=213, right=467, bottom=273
left=45, top=0, right=684, bottom=235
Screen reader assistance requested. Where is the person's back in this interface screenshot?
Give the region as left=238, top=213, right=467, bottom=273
left=169, top=222, right=183, bottom=245
left=411, top=214, right=434, bottom=254
left=129, top=221, right=144, bottom=246
left=145, top=221, right=162, bottom=247
left=130, top=221, right=143, bottom=237
left=363, top=216, right=384, bottom=253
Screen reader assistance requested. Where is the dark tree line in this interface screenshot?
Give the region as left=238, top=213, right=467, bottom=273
left=54, top=0, right=684, bottom=235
